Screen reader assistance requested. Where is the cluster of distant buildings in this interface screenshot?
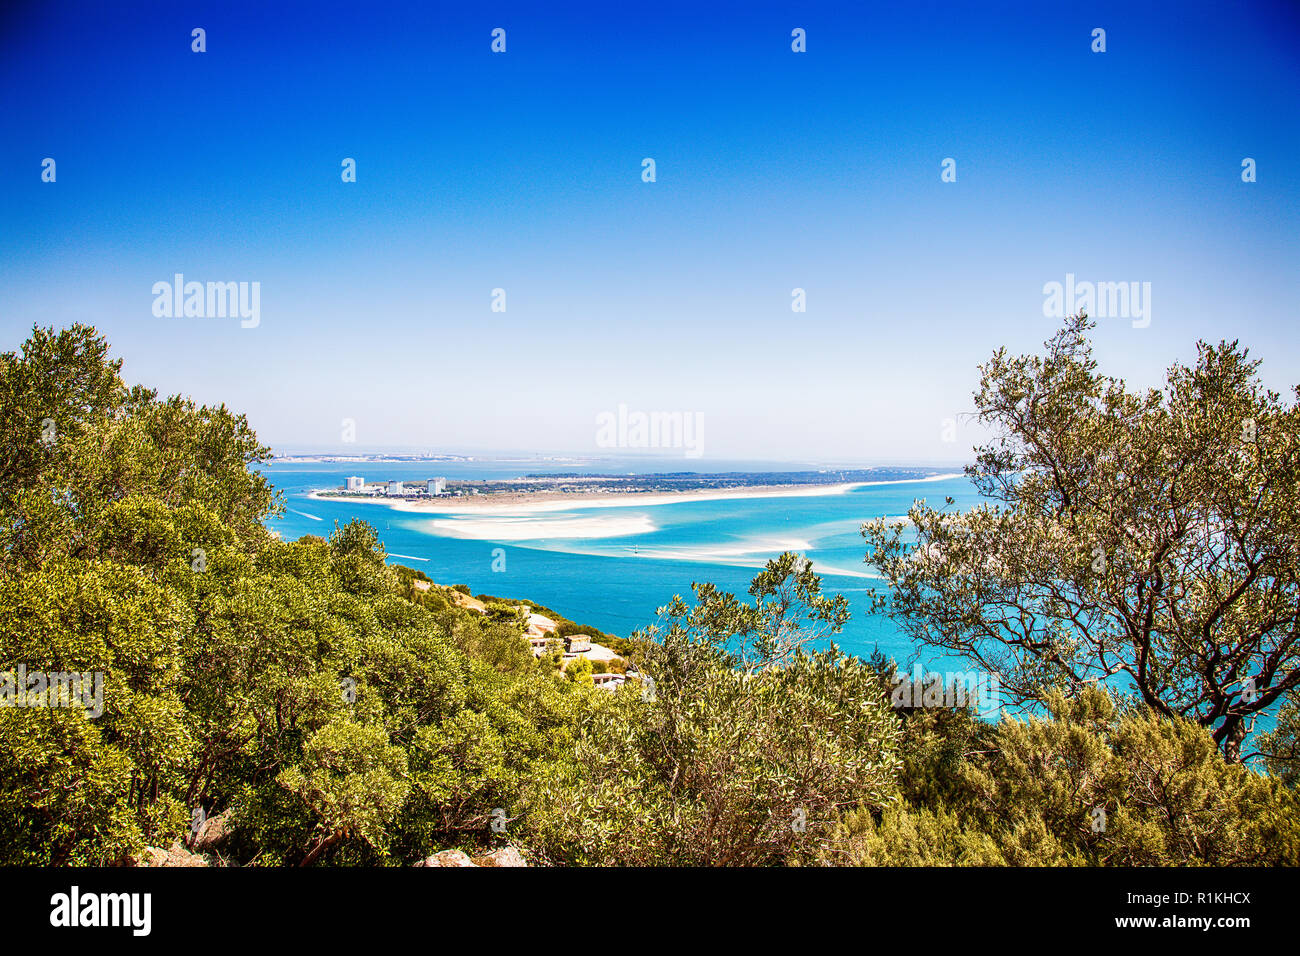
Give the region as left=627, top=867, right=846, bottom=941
left=341, top=476, right=463, bottom=498
left=406, top=576, right=638, bottom=692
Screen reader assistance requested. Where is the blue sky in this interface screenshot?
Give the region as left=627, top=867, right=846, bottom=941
left=2, top=0, right=1298, bottom=462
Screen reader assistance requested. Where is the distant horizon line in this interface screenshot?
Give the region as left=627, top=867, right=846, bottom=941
left=264, top=450, right=976, bottom=469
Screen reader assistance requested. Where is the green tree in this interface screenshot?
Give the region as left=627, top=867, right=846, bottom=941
left=484, top=602, right=529, bottom=632
left=0, top=325, right=595, bottom=866
left=565, top=657, right=594, bottom=684
left=832, top=687, right=1300, bottom=866
left=864, top=315, right=1300, bottom=760
left=1257, top=688, right=1300, bottom=787
left=277, top=720, right=410, bottom=865
left=0, top=324, right=279, bottom=576
left=522, top=554, right=900, bottom=866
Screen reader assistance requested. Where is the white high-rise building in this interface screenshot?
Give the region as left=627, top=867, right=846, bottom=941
left=345, top=476, right=364, bottom=491
left=387, top=481, right=404, bottom=496
left=428, top=477, right=446, bottom=495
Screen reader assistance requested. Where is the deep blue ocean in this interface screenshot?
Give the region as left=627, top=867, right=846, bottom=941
left=260, top=458, right=978, bottom=669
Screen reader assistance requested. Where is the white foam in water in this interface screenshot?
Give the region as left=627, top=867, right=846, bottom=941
left=595, top=543, right=878, bottom=578
left=661, top=537, right=813, bottom=559
left=420, top=513, right=656, bottom=541
left=337, top=473, right=956, bottom=572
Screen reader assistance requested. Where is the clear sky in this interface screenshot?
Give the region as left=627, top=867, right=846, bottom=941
left=2, top=0, right=1298, bottom=463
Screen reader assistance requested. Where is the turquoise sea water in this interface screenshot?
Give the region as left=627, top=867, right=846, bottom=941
left=261, top=459, right=979, bottom=669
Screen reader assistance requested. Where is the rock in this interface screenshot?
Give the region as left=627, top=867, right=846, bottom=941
left=136, top=847, right=168, bottom=866
left=135, top=841, right=208, bottom=867
left=415, top=849, right=477, bottom=867
left=191, top=809, right=231, bottom=853
left=413, top=846, right=529, bottom=867
left=471, top=847, right=528, bottom=867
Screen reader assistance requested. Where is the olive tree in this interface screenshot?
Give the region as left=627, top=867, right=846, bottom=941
left=864, top=315, right=1300, bottom=760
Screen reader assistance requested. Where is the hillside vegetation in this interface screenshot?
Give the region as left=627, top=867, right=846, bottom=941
left=2, top=323, right=1297, bottom=865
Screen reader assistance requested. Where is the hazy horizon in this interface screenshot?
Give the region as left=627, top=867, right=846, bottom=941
left=264, top=445, right=974, bottom=467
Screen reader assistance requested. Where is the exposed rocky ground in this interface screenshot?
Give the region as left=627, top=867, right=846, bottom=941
left=129, top=810, right=528, bottom=867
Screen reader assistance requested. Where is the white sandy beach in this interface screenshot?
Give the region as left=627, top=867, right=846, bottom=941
left=306, top=473, right=964, bottom=519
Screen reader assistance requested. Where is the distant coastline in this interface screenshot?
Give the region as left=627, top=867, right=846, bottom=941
left=271, top=454, right=477, bottom=464
left=308, top=472, right=966, bottom=515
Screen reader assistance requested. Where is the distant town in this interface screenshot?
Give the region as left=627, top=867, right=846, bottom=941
left=325, top=476, right=463, bottom=498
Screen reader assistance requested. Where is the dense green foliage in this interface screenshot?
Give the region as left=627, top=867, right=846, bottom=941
left=1258, top=688, right=1300, bottom=787
left=0, top=326, right=586, bottom=864
left=831, top=683, right=1299, bottom=865
left=521, top=554, right=901, bottom=865
left=2, top=323, right=1296, bottom=866
left=864, top=315, right=1300, bottom=760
